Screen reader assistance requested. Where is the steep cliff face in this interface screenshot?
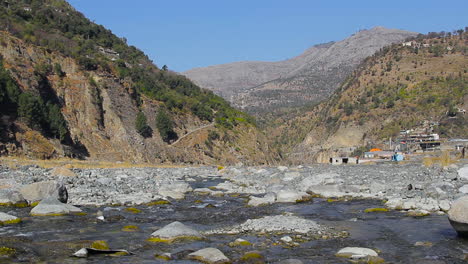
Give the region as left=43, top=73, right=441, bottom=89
left=184, top=27, right=417, bottom=114
left=0, top=32, right=275, bottom=165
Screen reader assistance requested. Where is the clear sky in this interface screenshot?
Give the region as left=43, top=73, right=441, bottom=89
left=67, top=0, right=467, bottom=72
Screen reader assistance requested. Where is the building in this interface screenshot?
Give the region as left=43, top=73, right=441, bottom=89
left=330, top=157, right=359, bottom=165
left=402, top=41, right=412, bottom=47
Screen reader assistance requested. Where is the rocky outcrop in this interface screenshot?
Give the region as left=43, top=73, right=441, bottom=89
left=184, top=27, right=417, bottom=113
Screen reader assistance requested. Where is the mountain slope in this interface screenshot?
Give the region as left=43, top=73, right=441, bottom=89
left=0, top=0, right=276, bottom=165
left=184, top=27, right=417, bottom=114
left=270, top=30, right=468, bottom=163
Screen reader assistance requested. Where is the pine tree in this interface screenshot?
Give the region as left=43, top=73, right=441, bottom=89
left=156, top=109, right=177, bottom=143
left=135, top=111, right=152, bottom=138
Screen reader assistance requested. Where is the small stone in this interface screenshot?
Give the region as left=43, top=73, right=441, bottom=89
left=336, top=247, right=378, bottom=259
left=188, top=248, right=230, bottom=264
left=73, top=248, right=88, bottom=258
left=407, top=210, right=430, bottom=217
left=229, top=238, right=252, bottom=246
left=280, top=236, right=293, bottom=243
left=0, top=212, right=21, bottom=225
left=414, top=241, right=433, bottom=247
left=149, top=221, right=203, bottom=242
left=155, top=252, right=172, bottom=260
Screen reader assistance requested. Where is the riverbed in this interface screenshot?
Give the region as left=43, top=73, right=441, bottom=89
left=1, top=186, right=467, bottom=263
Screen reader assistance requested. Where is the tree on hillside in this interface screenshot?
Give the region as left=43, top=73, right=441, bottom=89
left=135, top=111, right=152, bottom=138
left=156, top=109, right=177, bottom=143
left=46, top=103, right=68, bottom=142
left=17, top=92, right=44, bottom=130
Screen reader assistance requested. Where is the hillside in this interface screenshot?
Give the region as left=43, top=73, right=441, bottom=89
left=270, top=29, right=468, bottom=163
left=184, top=27, right=417, bottom=114
left=0, top=0, right=276, bottom=165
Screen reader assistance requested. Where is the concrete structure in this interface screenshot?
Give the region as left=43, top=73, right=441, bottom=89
left=330, top=157, right=359, bottom=165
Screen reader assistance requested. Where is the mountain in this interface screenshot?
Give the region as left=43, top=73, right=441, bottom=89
left=0, top=0, right=276, bottom=165
left=269, top=29, right=468, bottom=163
left=183, top=27, right=417, bottom=114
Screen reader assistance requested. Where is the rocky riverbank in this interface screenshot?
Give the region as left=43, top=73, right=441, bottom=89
left=1, top=162, right=467, bottom=213
left=0, top=161, right=467, bottom=263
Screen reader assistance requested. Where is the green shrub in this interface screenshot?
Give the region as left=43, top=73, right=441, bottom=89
left=46, top=103, right=68, bottom=141
left=135, top=111, right=152, bottom=138
left=208, top=130, right=220, bottom=141
left=17, top=92, right=45, bottom=130
left=156, top=109, right=177, bottom=143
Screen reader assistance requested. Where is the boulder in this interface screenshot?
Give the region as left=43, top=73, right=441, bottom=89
left=150, top=221, right=203, bottom=242
left=30, top=196, right=82, bottom=216
left=188, top=248, right=230, bottom=264
left=248, top=193, right=276, bottom=206
left=336, top=247, right=378, bottom=259
left=448, top=196, right=468, bottom=237
left=158, top=181, right=192, bottom=199
left=0, top=212, right=20, bottom=224
left=458, top=166, right=468, bottom=181
left=459, top=185, right=468, bottom=194
left=0, top=189, right=27, bottom=206
left=275, top=190, right=309, bottom=203
left=20, top=181, right=68, bottom=203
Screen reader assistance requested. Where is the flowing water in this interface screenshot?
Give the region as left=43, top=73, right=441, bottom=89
left=0, top=178, right=467, bottom=263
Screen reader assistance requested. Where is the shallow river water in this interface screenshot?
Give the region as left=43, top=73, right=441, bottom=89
left=0, top=177, right=467, bottom=263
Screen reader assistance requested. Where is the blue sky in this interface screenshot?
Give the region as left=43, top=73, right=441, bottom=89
left=68, top=0, right=467, bottom=72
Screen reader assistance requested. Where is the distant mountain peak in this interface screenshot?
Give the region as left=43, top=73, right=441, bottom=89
left=183, top=27, right=417, bottom=114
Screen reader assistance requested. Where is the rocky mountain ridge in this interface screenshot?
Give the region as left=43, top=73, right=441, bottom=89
left=0, top=0, right=276, bottom=165
left=184, top=27, right=417, bottom=114
left=270, top=30, right=468, bottom=163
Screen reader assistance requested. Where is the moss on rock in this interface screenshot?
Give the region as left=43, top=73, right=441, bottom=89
left=122, top=225, right=139, bottom=232
left=125, top=207, right=142, bottom=214
left=91, top=240, right=109, bottom=250
left=0, top=247, right=16, bottom=257
left=364, top=208, right=389, bottom=213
